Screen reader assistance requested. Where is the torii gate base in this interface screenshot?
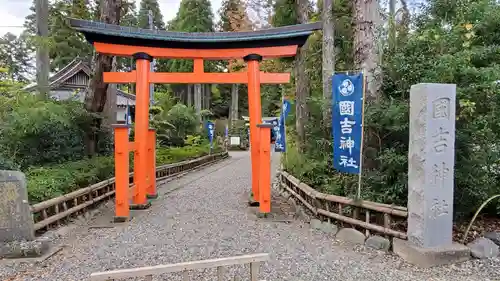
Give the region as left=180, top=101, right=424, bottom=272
left=69, top=18, right=321, bottom=222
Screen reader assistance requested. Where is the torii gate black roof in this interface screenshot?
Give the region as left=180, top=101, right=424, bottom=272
left=69, top=18, right=322, bottom=50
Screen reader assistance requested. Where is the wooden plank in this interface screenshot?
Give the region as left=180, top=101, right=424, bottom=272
left=384, top=213, right=391, bottom=239
left=250, top=262, right=259, bottom=281
left=90, top=253, right=269, bottom=281
left=182, top=271, right=189, bottom=281
left=281, top=183, right=317, bottom=214
left=320, top=193, right=407, bottom=217
left=144, top=275, right=152, bottom=281
left=365, top=210, right=370, bottom=237
left=297, top=182, right=320, bottom=198
left=31, top=180, right=111, bottom=212
left=280, top=171, right=408, bottom=215
left=94, top=42, right=298, bottom=59
left=284, top=172, right=301, bottom=187
left=317, top=208, right=407, bottom=239
left=217, top=266, right=226, bottom=281
left=34, top=190, right=115, bottom=230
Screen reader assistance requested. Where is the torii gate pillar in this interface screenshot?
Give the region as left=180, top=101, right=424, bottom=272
left=244, top=54, right=263, bottom=205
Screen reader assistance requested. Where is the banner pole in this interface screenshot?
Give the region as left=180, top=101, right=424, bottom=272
left=357, top=71, right=366, bottom=199
left=281, top=86, right=287, bottom=171
left=279, top=85, right=286, bottom=170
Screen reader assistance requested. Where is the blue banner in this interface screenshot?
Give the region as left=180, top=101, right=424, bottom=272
left=263, top=118, right=279, bottom=134
left=224, top=124, right=228, bottom=138
left=264, top=118, right=279, bottom=151
left=332, top=73, right=364, bottom=174
left=206, top=121, right=215, bottom=149
left=275, top=99, right=291, bottom=152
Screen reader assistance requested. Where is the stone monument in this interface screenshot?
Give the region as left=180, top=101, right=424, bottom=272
left=0, top=170, right=35, bottom=242
left=393, top=83, right=470, bottom=267
left=0, top=170, right=50, bottom=259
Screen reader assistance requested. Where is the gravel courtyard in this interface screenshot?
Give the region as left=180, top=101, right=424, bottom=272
left=1, top=151, right=499, bottom=281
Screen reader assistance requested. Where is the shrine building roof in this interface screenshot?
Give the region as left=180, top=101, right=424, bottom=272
left=69, top=18, right=322, bottom=50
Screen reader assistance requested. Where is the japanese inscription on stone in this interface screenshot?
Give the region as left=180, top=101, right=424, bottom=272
left=433, top=98, right=450, bottom=119
left=0, top=170, right=35, bottom=243
left=407, top=83, right=456, bottom=248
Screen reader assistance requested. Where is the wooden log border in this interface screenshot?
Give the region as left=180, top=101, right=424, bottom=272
left=90, top=253, right=269, bottom=281
left=30, top=152, right=229, bottom=232
left=279, top=171, right=408, bottom=239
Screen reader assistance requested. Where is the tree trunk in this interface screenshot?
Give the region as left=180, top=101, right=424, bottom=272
left=194, top=83, right=202, bottom=123
left=201, top=84, right=205, bottom=109
left=353, top=0, right=382, bottom=169
left=353, top=0, right=381, bottom=102
left=388, top=0, right=396, bottom=50
left=398, top=0, right=410, bottom=45
left=230, top=84, right=239, bottom=127
left=205, top=84, right=211, bottom=109
left=84, top=0, right=122, bottom=156
left=36, top=0, right=49, bottom=98
left=103, top=57, right=118, bottom=126
left=187, top=84, right=192, bottom=107
left=322, top=0, right=334, bottom=131
left=179, top=86, right=186, bottom=104
left=295, top=0, right=310, bottom=152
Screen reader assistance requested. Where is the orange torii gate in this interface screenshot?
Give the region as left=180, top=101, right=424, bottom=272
left=70, top=19, right=321, bottom=221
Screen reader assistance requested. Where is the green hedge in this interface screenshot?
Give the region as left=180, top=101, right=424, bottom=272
left=0, top=96, right=112, bottom=170
left=27, top=144, right=222, bottom=204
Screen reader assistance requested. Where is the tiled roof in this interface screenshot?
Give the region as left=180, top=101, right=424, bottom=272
left=69, top=18, right=322, bottom=49
left=22, top=59, right=136, bottom=106
left=23, top=59, right=91, bottom=92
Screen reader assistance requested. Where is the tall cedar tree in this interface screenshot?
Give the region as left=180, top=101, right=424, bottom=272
left=137, top=0, right=165, bottom=29
left=161, top=0, right=215, bottom=118
left=294, top=0, right=311, bottom=152
left=23, top=0, right=137, bottom=72
left=219, top=0, right=251, bottom=124
left=353, top=0, right=382, bottom=169
left=85, top=0, right=122, bottom=155
left=0, top=33, right=33, bottom=82
left=271, top=0, right=298, bottom=27
left=24, top=0, right=93, bottom=71
left=115, top=0, right=138, bottom=72
left=50, top=0, right=93, bottom=70
left=321, top=0, right=334, bottom=129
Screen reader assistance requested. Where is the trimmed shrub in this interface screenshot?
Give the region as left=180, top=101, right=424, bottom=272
left=0, top=95, right=112, bottom=170
left=26, top=144, right=221, bottom=204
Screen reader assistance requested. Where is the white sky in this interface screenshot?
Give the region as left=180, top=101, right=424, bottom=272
left=0, top=0, right=223, bottom=36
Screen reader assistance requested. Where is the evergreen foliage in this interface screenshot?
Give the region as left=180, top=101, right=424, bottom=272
left=137, top=0, right=165, bottom=29
left=279, top=0, right=500, bottom=219
left=0, top=92, right=112, bottom=170
left=163, top=0, right=215, bottom=73
left=219, top=0, right=251, bottom=31
left=23, top=0, right=138, bottom=71
left=0, top=33, right=33, bottom=82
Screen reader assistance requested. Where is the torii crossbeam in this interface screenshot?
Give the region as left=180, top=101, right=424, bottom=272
left=70, top=18, right=321, bottom=221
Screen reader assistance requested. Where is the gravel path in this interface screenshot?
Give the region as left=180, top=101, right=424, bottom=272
left=1, top=151, right=499, bottom=281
